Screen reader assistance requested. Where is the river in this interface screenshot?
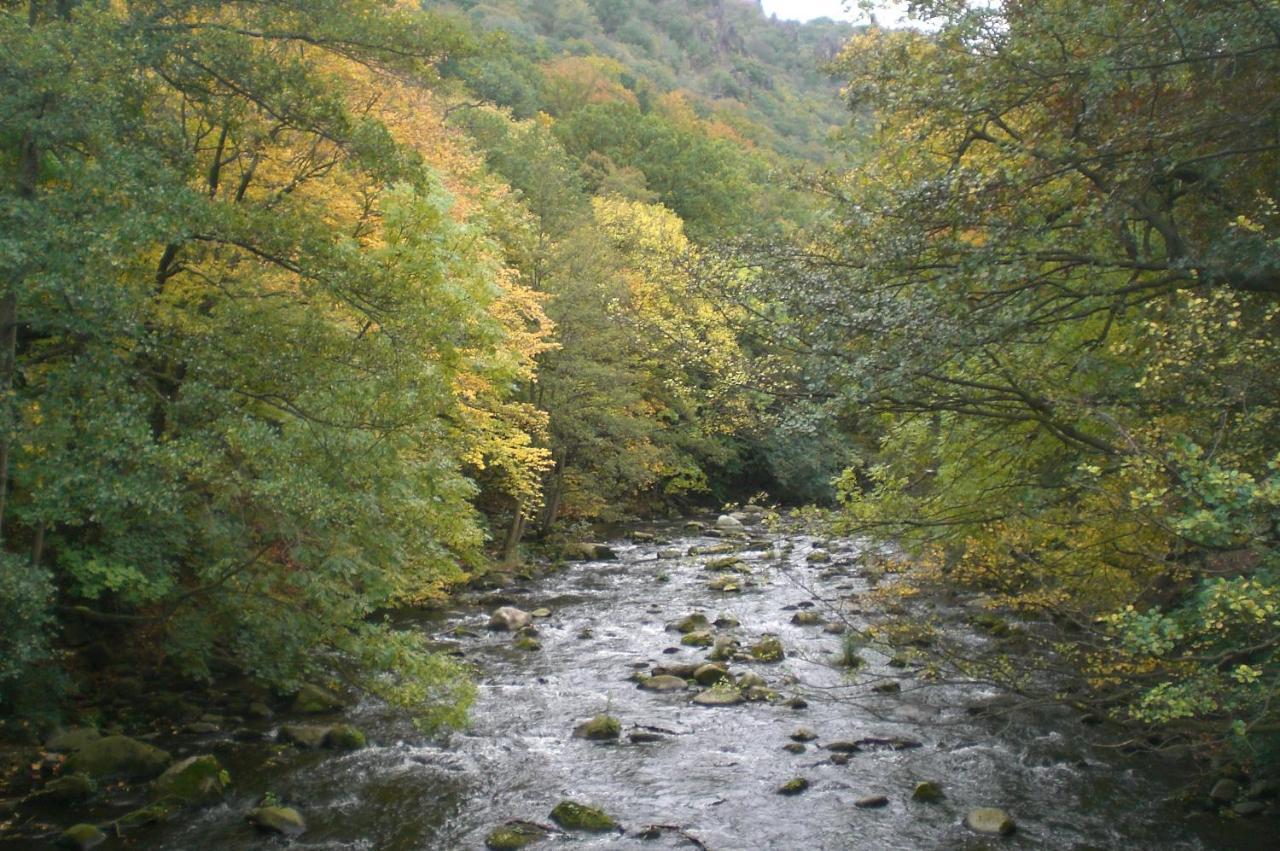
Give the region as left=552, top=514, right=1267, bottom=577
left=129, top=517, right=1274, bottom=848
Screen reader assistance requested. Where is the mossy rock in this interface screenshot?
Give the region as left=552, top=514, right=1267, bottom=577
left=485, top=820, right=551, bottom=849
left=805, top=550, right=831, bottom=564
left=30, top=773, right=96, bottom=804
left=57, top=824, right=105, bottom=850
left=705, top=555, right=743, bottom=571
left=279, top=724, right=331, bottom=749
left=249, top=805, right=307, bottom=836
left=550, top=800, right=617, bottom=832
left=115, top=800, right=180, bottom=831
left=790, top=611, right=822, bottom=626
left=707, top=575, right=742, bottom=592
left=513, top=635, right=542, bottom=651
left=777, top=777, right=810, bottom=795
left=693, top=664, right=730, bottom=686
left=638, top=675, right=689, bottom=692
left=667, top=613, right=710, bottom=634
left=692, top=687, right=744, bottom=707
left=681, top=630, right=714, bottom=647
left=750, top=635, right=785, bottom=663
left=64, top=735, right=172, bottom=781
left=572, top=715, right=621, bottom=741
left=292, top=683, right=343, bottom=714
left=324, top=724, right=367, bottom=750
left=46, top=728, right=102, bottom=753
left=912, top=781, right=944, bottom=803
left=152, top=755, right=228, bottom=805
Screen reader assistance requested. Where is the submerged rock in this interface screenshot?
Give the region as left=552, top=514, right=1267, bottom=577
left=1209, top=778, right=1240, bottom=804
left=790, top=611, right=822, bottom=626
left=57, top=824, right=105, bottom=850
left=29, top=773, right=96, bottom=804
left=279, top=724, right=331, bottom=749
left=790, top=728, right=817, bottom=742
left=693, top=663, right=731, bottom=686
left=64, top=735, right=171, bottom=781
left=152, top=755, right=228, bottom=805
left=249, top=805, right=307, bottom=837
left=681, top=630, right=715, bottom=647
left=573, top=715, right=621, bottom=741
left=488, top=607, right=533, bottom=631
left=563, top=542, right=617, bottom=561
left=486, top=820, right=552, bottom=849
left=550, top=800, right=617, bottom=832
left=324, top=724, right=367, bottom=750
left=964, top=807, right=1016, bottom=835
left=708, top=635, right=740, bottom=662
left=707, top=574, right=742, bottom=592
left=656, top=549, right=682, bottom=559
left=715, top=515, right=745, bottom=532
left=855, top=795, right=890, bottom=809
left=806, top=550, right=831, bottom=564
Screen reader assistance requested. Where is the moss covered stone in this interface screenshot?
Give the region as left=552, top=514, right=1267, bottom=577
left=912, top=781, right=944, bottom=803
left=31, top=773, right=95, bottom=803
left=778, top=777, right=810, bottom=795
left=750, top=635, right=785, bottom=662
left=964, top=807, right=1016, bottom=835
left=572, top=715, right=621, bottom=741
left=681, top=630, right=714, bottom=647
left=324, top=724, right=367, bottom=750
left=292, top=683, right=343, bottom=714
left=153, top=755, right=228, bottom=805
left=64, top=735, right=171, bottom=781
left=550, top=800, right=617, bottom=832
left=249, top=805, right=307, bottom=836
left=485, top=820, right=550, bottom=849
left=57, top=824, right=105, bottom=850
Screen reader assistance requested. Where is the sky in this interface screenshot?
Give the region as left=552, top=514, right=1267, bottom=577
left=759, top=1, right=915, bottom=26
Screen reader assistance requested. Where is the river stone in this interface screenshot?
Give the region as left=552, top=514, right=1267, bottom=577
left=691, top=543, right=739, bottom=556
left=30, top=773, right=96, bottom=803
left=488, top=607, right=532, bottom=632
left=786, top=696, right=809, bottom=710
left=667, top=613, right=710, bottom=633
left=657, top=549, right=682, bottom=559
left=531, top=607, right=552, bottom=618
left=714, top=614, right=740, bottom=628
left=873, top=682, right=902, bottom=694
left=629, top=731, right=665, bottom=743
left=279, top=724, right=331, bottom=749
left=742, top=685, right=778, bottom=702
left=693, top=664, right=731, bottom=686
left=708, top=636, right=739, bottom=661
left=115, top=801, right=179, bottom=831
left=324, top=724, right=366, bottom=750
left=823, top=622, right=847, bottom=635
left=912, top=781, right=944, bottom=803
left=653, top=662, right=702, bottom=678
left=485, top=820, right=551, bottom=849
left=707, top=575, right=741, bottom=592
left=790, top=727, right=817, bottom=742
left=152, top=755, right=227, bottom=805
left=826, top=741, right=861, bottom=753
left=246, top=702, right=273, bottom=720
left=831, top=754, right=850, bottom=766
left=550, top=800, right=617, bottom=832
left=1246, top=779, right=1279, bottom=799
left=1233, top=800, right=1266, bottom=816
left=573, top=715, right=621, bottom=740
left=249, top=805, right=306, bottom=836
left=693, top=687, right=744, bottom=707
left=806, top=550, right=831, bottom=564
left=715, top=514, right=745, bottom=532
left=46, top=727, right=101, bottom=753
left=513, top=635, right=541, bottom=651
left=750, top=635, right=785, bottom=662
left=64, top=735, right=171, bottom=781
left=964, top=807, right=1016, bottom=835
left=292, top=683, right=343, bottom=714
left=1209, top=778, right=1240, bottom=803
left=855, top=795, right=889, bottom=809
left=681, top=630, right=714, bottom=647
left=736, top=672, right=767, bottom=689
left=683, top=521, right=705, bottom=531
left=790, top=611, right=822, bottom=626
left=856, top=736, right=922, bottom=751
left=57, top=824, right=105, bottom=850
left=783, top=743, right=806, bottom=754
left=563, top=542, right=617, bottom=561
left=778, top=777, right=810, bottom=795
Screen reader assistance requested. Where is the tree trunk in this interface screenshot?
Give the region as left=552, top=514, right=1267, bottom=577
left=501, top=503, right=526, bottom=565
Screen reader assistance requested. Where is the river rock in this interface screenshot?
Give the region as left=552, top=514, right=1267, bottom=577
left=550, top=800, right=617, bottom=832
left=705, top=555, right=744, bottom=571
left=750, top=635, right=785, bottom=662
left=692, top=687, right=744, bottom=707
left=964, top=807, right=1016, bottom=835
left=513, top=635, right=541, bottom=651
left=657, top=549, right=682, bottom=559
left=46, top=728, right=101, bottom=753
left=708, top=635, right=739, bottom=661
left=152, top=755, right=227, bottom=805
left=64, top=735, right=171, bottom=781
left=855, top=736, right=922, bottom=751
left=736, top=672, right=767, bottom=689
left=667, top=613, right=710, bottom=633
left=778, top=777, right=810, bottom=795
left=531, top=607, right=552, bottom=618
left=790, top=727, right=817, bottom=742
left=742, top=685, right=778, bottom=702
left=823, top=622, right=847, bottom=635
left=782, top=743, right=806, bottom=754
left=715, top=515, right=745, bottom=532
left=714, top=613, right=740, bottom=628
left=485, top=820, right=552, bottom=849
left=29, top=773, right=96, bottom=804
left=1209, top=778, right=1240, bottom=804
left=115, top=801, right=180, bottom=831
left=693, top=663, right=731, bottom=686
left=249, top=805, right=307, bottom=836
left=786, top=696, right=809, bottom=710
left=681, top=630, right=715, bottom=647
left=57, top=824, right=105, bottom=850
left=806, top=550, right=831, bottom=564
left=246, top=702, right=273, bottom=720
left=292, top=683, right=343, bottom=714
left=573, top=715, right=621, bottom=740
left=912, top=781, right=944, bottom=803
left=324, top=724, right=367, bottom=750
left=855, top=795, right=889, bottom=809
left=691, top=543, right=739, bottom=556
left=563, top=542, right=617, bottom=561
left=488, top=607, right=533, bottom=631
left=790, top=611, right=822, bottom=626
left=279, top=724, right=331, bottom=749
left=653, top=662, right=702, bottom=678
left=707, top=575, right=742, bottom=592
